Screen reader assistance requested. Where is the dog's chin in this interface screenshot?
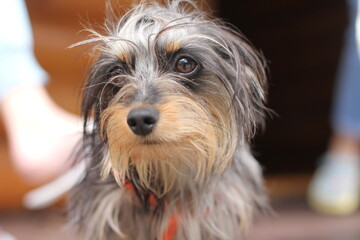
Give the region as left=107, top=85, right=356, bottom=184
left=101, top=133, right=215, bottom=195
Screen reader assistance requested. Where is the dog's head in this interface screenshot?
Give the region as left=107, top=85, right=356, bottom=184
left=80, top=0, right=267, bottom=196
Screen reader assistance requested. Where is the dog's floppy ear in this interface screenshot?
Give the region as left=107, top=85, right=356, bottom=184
left=81, top=55, right=109, bottom=129
left=218, top=27, right=268, bottom=139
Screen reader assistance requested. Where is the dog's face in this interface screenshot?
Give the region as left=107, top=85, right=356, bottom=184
left=81, top=1, right=267, bottom=196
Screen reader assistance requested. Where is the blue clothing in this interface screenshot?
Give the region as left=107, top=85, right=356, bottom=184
left=0, top=0, right=47, bottom=100
left=332, top=0, right=360, bottom=138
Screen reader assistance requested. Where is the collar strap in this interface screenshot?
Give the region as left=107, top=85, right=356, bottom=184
left=123, top=180, right=178, bottom=240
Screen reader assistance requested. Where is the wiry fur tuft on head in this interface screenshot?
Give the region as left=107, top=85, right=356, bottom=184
left=70, top=1, right=268, bottom=239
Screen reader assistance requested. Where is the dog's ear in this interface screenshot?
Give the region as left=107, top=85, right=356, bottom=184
left=81, top=55, right=124, bottom=132
left=82, top=55, right=105, bottom=127
left=218, top=28, right=268, bottom=139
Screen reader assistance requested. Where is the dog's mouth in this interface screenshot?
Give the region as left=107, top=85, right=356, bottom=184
left=141, top=139, right=162, bottom=145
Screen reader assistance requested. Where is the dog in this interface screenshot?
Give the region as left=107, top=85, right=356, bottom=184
left=69, top=1, right=268, bottom=239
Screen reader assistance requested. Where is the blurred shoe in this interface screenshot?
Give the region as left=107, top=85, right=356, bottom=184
left=0, top=228, right=17, bottom=240
left=308, top=152, right=360, bottom=216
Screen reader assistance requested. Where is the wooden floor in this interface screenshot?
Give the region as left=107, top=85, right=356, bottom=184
left=248, top=198, right=360, bottom=240
left=1, top=197, right=359, bottom=240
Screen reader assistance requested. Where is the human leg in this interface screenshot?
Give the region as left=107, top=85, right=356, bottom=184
left=308, top=0, right=360, bottom=215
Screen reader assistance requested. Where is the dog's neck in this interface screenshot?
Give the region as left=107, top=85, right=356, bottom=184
left=124, top=179, right=178, bottom=240
left=124, top=178, right=165, bottom=212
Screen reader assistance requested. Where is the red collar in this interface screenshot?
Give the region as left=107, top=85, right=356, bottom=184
left=124, top=180, right=178, bottom=240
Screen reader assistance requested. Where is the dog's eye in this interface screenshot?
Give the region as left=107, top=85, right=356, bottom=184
left=106, top=64, right=123, bottom=79
left=175, top=57, right=197, bottom=74
left=111, top=85, right=121, bottom=95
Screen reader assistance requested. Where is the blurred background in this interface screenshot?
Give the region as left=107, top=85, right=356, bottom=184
left=1, top=0, right=360, bottom=239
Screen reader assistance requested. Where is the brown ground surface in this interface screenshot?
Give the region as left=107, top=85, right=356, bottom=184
left=1, top=197, right=359, bottom=240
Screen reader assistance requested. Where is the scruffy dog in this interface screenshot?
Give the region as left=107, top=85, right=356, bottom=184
left=70, top=1, right=268, bottom=239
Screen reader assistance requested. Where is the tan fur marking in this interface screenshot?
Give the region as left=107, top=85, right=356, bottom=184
left=165, top=41, right=182, bottom=53
left=116, top=50, right=131, bottom=63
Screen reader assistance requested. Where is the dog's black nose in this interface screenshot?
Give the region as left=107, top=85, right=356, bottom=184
left=127, top=108, right=159, bottom=136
